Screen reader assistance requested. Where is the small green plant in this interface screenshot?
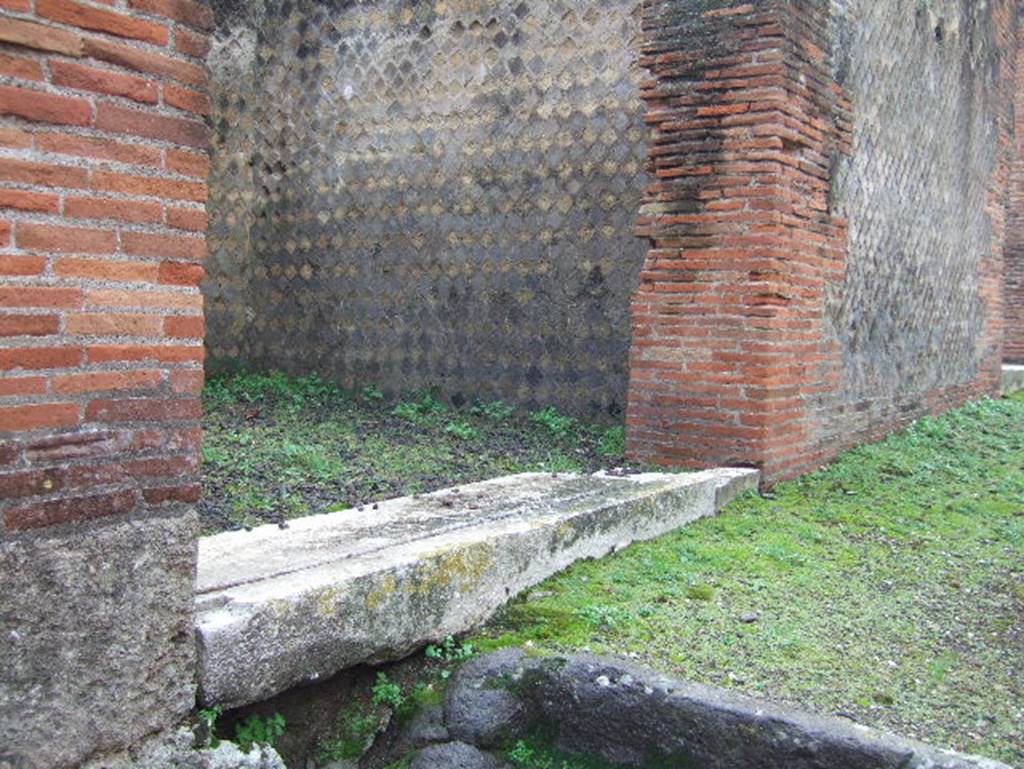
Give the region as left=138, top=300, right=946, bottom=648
left=281, top=441, right=340, bottom=479
left=315, top=710, right=381, bottom=763
left=509, top=740, right=537, bottom=764
left=197, top=705, right=223, bottom=749
left=425, top=635, right=476, bottom=662
left=444, top=421, right=480, bottom=441
left=577, top=605, right=632, bottom=630
left=530, top=407, right=577, bottom=440
left=371, top=672, right=405, bottom=709
left=597, top=426, right=626, bottom=457
left=471, top=400, right=516, bottom=422
left=362, top=384, right=385, bottom=401
left=201, top=444, right=230, bottom=465
left=393, top=391, right=448, bottom=424
left=234, top=713, right=286, bottom=753
left=685, top=584, right=715, bottom=601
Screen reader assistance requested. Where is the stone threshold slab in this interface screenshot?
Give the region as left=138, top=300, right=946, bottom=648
left=1003, top=364, right=1023, bottom=395
left=195, top=468, right=759, bottom=708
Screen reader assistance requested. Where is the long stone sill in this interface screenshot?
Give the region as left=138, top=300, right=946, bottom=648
left=195, top=467, right=759, bottom=708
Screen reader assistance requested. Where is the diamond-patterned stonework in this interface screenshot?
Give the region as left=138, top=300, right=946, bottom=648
left=204, top=0, right=648, bottom=416
left=820, top=0, right=1006, bottom=438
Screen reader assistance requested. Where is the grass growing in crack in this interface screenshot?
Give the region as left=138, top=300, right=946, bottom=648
left=371, top=672, right=405, bottom=710
left=474, top=394, right=1024, bottom=765
left=315, top=708, right=382, bottom=763
left=234, top=713, right=286, bottom=753
left=201, top=370, right=634, bottom=533
left=506, top=737, right=630, bottom=769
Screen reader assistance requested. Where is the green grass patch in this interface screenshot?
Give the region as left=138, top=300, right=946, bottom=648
left=201, top=370, right=632, bottom=533
left=473, top=394, right=1024, bottom=765
left=506, top=736, right=630, bottom=769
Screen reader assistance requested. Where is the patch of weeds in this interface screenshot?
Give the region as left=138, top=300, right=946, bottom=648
left=201, top=444, right=230, bottom=465
left=203, top=377, right=239, bottom=409
left=371, top=672, right=405, bottom=710
left=281, top=441, right=342, bottom=480
left=362, top=384, right=385, bottom=401
left=685, top=584, right=715, bottom=601
left=444, top=421, right=480, bottom=441
left=425, top=635, right=476, bottom=662
left=315, top=709, right=381, bottom=764
left=597, top=426, right=626, bottom=458
left=394, top=681, right=445, bottom=725
left=472, top=399, right=516, bottom=422
left=394, top=391, right=448, bottom=425
left=202, top=369, right=638, bottom=533
left=197, top=705, right=222, bottom=749
left=530, top=407, right=578, bottom=441
left=505, top=737, right=629, bottom=769
left=577, top=605, right=632, bottom=631
left=234, top=713, right=286, bottom=753
left=540, top=452, right=584, bottom=473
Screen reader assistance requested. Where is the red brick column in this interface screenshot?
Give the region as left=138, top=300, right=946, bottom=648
left=626, top=0, right=850, bottom=482
left=0, top=1, right=211, bottom=765
left=1007, top=6, right=1024, bottom=364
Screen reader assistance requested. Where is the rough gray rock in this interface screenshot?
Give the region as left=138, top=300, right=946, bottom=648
left=447, top=650, right=1011, bottom=769
left=400, top=705, right=450, bottom=752
left=1, top=512, right=197, bottom=769
left=360, top=704, right=449, bottom=769
left=409, top=742, right=508, bottom=769
left=79, top=727, right=287, bottom=769
left=444, top=648, right=533, bottom=748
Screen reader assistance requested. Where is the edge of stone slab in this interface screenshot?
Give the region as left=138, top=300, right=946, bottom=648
left=449, top=650, right=1012, bottom=769
left=1002, top=364, right=1024, bottom=395
left=195, top=468, right=758, bottom=708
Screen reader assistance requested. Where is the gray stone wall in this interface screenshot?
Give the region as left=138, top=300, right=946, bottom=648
left=204, top=0, right=648, bottom=417
left=821, top=0, right=1009, bottom=441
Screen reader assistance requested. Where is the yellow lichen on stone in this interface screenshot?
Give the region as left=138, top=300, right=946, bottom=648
left=364, top=575, right=398, bottom=610
left=268, top=599, right=294, bottom=618
left=412, top=543, right=494, bottom=596
left=315, top=587, right=342, bottom=617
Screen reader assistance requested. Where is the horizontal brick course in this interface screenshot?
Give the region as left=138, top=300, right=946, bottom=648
left=37, top=0, right=169, bottom=46
left=0, top=402, right=80, bottom=432
left=36, top=132, right=163, bottom=167
left=50, top=60, right=160, bottom=104
left=0, top=52, right=45, bottom=81
left=64, top=196, right=163, bottom=223
left=0, top=314, right=61, bottom=336
left=96, top=103, right=210, bottom=149
left=0, top=16, right=84, bottom=56
left=84, top=37, right=206, bottom=87
left=18, top=223, right=117, bottom=254
left=128, top=0, right=213, bottom=32
left=0, top=85, right=93, bottom=126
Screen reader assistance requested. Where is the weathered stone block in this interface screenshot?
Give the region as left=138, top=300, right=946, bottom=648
left=195, top=469, right=758, bottom=708
left=0, top=512, right=198, bottom=769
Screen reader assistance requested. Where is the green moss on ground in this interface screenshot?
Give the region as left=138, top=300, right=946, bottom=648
left=200, top=371, right=628, bottom=533
left=474, top=394, right=1024, bottom=765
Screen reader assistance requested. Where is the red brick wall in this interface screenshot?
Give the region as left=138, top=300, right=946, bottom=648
left=1007, top=5, right=1024, bottom=364
left=0, top=0, right=210, bottom=530
left=626, top=0, right=851, bottom=482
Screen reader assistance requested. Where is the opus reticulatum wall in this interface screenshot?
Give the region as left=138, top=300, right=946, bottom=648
left=204, top=0, right=648, bottom=418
